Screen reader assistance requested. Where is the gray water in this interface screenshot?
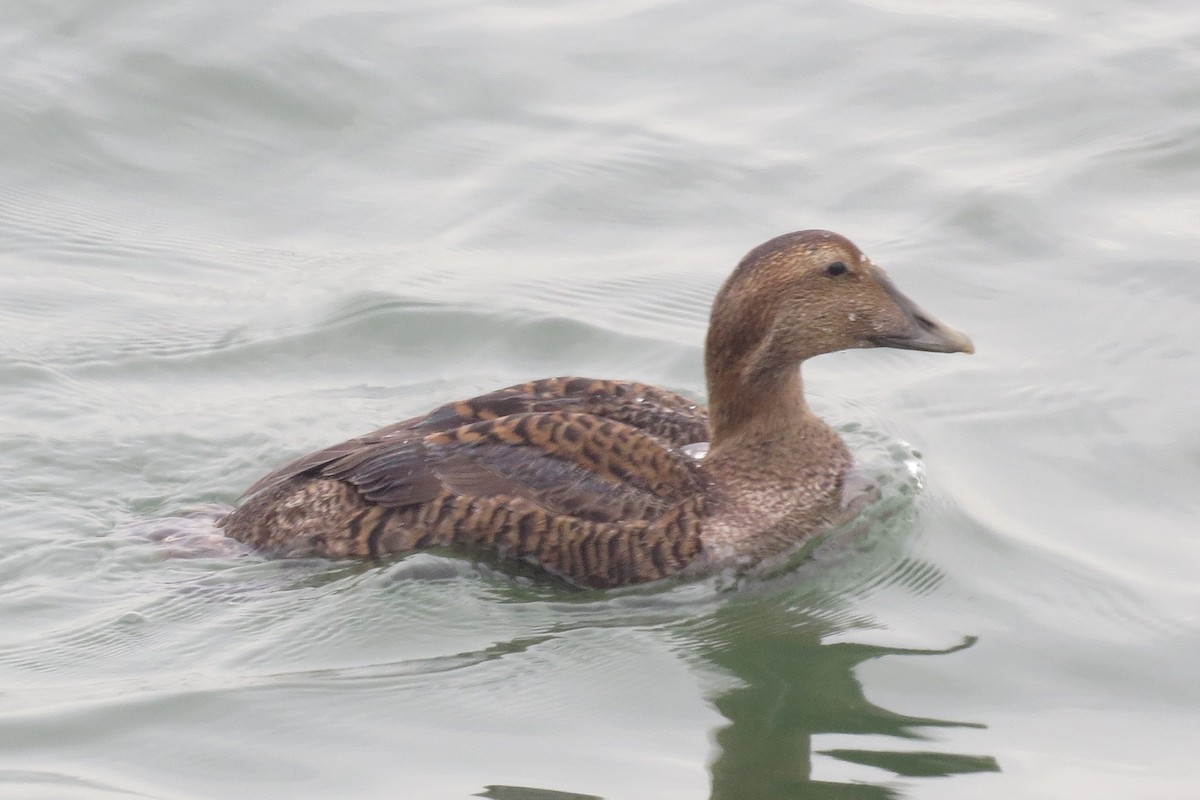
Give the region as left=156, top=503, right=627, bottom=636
left=2, top=0, right=1198, bottom=798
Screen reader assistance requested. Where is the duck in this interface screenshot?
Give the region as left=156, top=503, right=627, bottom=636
left=219, top=230, right=973, bottom=588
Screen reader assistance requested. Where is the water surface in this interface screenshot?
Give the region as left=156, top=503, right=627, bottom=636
left=2, top=0, right=1198, bottom=798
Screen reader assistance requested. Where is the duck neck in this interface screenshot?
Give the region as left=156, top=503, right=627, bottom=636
left=702, top=281, right=841, bottom=467
left=705, top=359, right=821, bottom=456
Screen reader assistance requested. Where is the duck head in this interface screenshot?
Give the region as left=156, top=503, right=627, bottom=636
left=705, top=230, right=973, bottom=441
left=707, top=229, right=973, bottom=374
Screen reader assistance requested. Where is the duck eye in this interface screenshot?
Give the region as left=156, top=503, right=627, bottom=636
left=826, top=262, right=847, bottom=277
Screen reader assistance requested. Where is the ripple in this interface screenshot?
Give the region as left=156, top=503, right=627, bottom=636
left=0, top=770, right=156, bottom=800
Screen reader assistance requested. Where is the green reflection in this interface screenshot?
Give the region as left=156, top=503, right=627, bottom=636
left=476, top=786, right=603, bottom=800
left=692, top=600, right=996, bottom=800
left=819, top=749, right=1000, bottom=778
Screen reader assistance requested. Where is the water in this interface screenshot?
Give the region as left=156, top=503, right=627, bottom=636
left=2, top=0, right=1197, bottom=797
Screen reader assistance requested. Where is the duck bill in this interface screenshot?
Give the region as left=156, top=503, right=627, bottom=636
left=871, top=271, right=975, bottom=355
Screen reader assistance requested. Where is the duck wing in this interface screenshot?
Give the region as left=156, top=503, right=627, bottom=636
left=240, top=376, right=708, bottom=501
left=313, top=411, right=702, bottom=523
left=224, top=390, right=710, bottom=585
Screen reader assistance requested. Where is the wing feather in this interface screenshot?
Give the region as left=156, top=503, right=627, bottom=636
left=292, top=411, right=703, bottom=524
left=239, top=376, right=709, bottom=501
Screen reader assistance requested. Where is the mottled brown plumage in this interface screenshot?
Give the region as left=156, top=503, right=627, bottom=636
left=220, top=231, right=973, bottom=587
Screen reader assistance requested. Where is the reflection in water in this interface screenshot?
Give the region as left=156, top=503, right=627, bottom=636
left=476, top=786, right=603, bottom=800
left=470, top=589, right=997, bottom=800
left=694, top=600, right=998, bottom=800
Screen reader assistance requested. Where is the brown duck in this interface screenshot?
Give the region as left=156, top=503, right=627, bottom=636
left=220, top=230, right=973, bottom=588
